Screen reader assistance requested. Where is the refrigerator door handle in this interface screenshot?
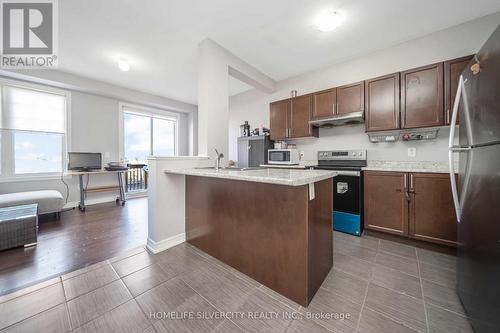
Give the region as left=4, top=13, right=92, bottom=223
left=449, top=150, right=461, bottom=221
left=448, top=75, right=463, bottom=150
left=449, top=74, right=466, bottom=222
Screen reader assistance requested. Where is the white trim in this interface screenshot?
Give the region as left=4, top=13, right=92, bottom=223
left=120, top=102, right=180, bottom=119
left=125, top=190, right=147, bottom=199
left=0, top=174, right=71, bottom=183
left=63, top=195, right=119, bottom=209
left=146, top=233, right=186, bottom=254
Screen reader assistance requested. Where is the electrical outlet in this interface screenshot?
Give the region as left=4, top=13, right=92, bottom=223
left=408, top=147, right=417, bottom=158
left=104, top=152, right=110, bottom=158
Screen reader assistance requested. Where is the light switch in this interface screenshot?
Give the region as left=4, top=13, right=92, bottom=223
left=408, top=147, right=416, bottom=157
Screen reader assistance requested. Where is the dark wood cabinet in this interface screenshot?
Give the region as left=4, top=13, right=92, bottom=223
left=444, top=55, right=474, bottom=125
left=272, top=54, right=474, bottom=137
left=270, top=95, right=318, bottom=140
left=365, top=73, right=400, bottom=132
left=409, top=173, right=457, bottom=246
left=337, top=81, right=365, bottom=115
left=364, top=171, right=408, bottom=236
left=364, top=171, right=457, bottom=246
left=312, top=88, right=336, bottom=119
left=290, top=94, right=315, bottom=138
left=401, top=62, right=444, bottom=129
left=270, top=99, right=290, bottom=141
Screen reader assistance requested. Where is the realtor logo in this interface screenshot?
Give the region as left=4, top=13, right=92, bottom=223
left=1, top=0, right=58, bottom=68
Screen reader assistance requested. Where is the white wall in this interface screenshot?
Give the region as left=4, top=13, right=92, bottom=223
left=197, top=39, right=275, bottom=157
left=229, top=12, right=500, bottom=163
left=0, top=79, right=192, bottom=206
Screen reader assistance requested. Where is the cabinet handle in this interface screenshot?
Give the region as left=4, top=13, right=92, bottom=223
left=446, top=109, right=450, bottom=124
left=410, top=174, right=414, bottom=192
left=403, top=174, right=410, bottom=201
left=336, top=103, right=339, bottom=114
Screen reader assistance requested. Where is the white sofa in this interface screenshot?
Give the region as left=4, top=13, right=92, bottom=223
left=0, top=190, right=64, bottom=215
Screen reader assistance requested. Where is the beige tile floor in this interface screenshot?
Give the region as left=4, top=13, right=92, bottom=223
left=0, top=232, right=473, bottom=333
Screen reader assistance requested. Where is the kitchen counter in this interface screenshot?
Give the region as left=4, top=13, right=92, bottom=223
left=362, top=160, right=457, bottom=173
left=180, top=166, right=335, bottom=306
left=164, top=167, right=336, bottom=186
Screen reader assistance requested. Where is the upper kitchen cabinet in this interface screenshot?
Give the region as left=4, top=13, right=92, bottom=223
left=269, top=95, right=318, bottom=140
left=444, top=55, right=474, bottom=125
left=290, top=94, right=317, bottom=138
left=270, top=99, right=290, bottom=141
left=336, top=81, right=365, bottom=115
left=365, top=73, right=400, bottom=132
left=312, top=88, right=336, bottom=119
left=401, top=62, right=444, bottom=129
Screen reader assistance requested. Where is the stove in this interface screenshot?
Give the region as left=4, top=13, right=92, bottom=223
left=315, top=150, right=367, bottom=236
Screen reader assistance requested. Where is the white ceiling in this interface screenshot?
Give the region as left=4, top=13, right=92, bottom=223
left=59, top=0, right=500, bottom=105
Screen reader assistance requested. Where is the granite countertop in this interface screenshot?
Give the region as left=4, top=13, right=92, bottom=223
left=164, top=168, right=337, bottom=186
left=362, top=160, right=457, bottom=173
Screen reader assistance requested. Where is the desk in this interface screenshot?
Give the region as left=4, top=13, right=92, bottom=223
left=65, top=170, right=127, bottom=211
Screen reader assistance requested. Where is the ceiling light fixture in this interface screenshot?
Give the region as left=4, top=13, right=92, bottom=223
left=315, top=10, right=344, bottom=32
left=118, top=58, right=130, bottom=72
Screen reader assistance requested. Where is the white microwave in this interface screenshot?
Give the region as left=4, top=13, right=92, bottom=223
left=268, top=149, right=300, bottom=165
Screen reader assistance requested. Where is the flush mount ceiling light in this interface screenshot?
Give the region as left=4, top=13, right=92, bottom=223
left=118, top=58, right=130, bottom=72
left=315, top=10, right=344, bottom=32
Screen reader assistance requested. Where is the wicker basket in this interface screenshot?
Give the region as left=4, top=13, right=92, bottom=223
left=0, top=204, right=38, bottom=251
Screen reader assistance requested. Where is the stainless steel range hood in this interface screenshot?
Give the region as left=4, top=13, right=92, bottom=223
left=309, top=111, right=364, bottom=127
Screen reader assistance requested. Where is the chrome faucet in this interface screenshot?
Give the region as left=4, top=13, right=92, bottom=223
left=214, top=148, right=224, bottom=171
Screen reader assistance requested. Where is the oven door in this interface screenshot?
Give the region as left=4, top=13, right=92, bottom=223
left=332, top=171, right=363, bottom=236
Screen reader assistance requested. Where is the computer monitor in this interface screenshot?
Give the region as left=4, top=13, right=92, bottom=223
left=68, top=152, right=102, bottom=171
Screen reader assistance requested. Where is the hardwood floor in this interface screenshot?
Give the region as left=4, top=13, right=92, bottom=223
left=0, top=197, right=147, bottom=296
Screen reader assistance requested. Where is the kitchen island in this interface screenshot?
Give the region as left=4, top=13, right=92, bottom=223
left=164, top=167, right=336, bottom=306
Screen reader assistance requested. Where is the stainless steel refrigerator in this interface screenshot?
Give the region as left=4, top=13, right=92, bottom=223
left=448, top=24, right=500, bottom=333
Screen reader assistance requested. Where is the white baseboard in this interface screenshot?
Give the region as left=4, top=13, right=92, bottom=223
left=63, top=195, right=119, bottom=209
left=126, top=191, right=147, bottom=199
left=63, top=192, right=148, bottom=209
left=146, top=233, right=186, bottom=254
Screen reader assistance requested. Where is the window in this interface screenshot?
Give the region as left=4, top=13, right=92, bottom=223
left=0, top=82, right=68, bottom=179
left=122, top=104, right=177, bottom=163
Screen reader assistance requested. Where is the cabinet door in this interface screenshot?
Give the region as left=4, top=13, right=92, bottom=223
left=248, top=139, right=265, bottom=167
left=237, top=139, right=249, bottom=168
left=401, top=63, right=444, bottom=128
left=364, top=171, right=408, bottom=236
left=365, top=73, right=400, bottom=132
left=337, top=81, right=365, bottom=115
left=290, top=94, right=313, bottom=138
left=312, top=88, right=336, bottom=119
left=409, top=173, right=457, bottom=246
left=270, top=99, right=290, bottom=140
left=444, top=55, right=473, bottom=125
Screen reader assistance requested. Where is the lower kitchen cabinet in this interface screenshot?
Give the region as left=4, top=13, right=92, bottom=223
left=409, top=173, right=458, bottom=246
left=364, top=171, right=457, bottom=246
left=364, top=171, right=408, bottom=236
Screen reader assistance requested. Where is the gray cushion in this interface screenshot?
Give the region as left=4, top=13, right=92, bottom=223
left=0, top=190, right=64, bottom=215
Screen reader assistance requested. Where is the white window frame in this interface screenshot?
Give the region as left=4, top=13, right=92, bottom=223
left=0, top=78, right=71, bottom=182
left=118, top=102, right=179, bottom=162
